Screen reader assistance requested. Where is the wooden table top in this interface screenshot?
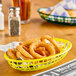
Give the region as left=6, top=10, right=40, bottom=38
left=0, top=0, right=76, bottom=76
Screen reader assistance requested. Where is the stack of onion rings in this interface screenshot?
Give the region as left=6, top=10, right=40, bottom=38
left=30, top=42, right=56, bottom=58
left=40, top=35, right=60, bottom=53
left=6, top=35, right=60, bottom=60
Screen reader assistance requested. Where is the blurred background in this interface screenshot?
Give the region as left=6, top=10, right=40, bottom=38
left=2, top=0, right=61, bottom=24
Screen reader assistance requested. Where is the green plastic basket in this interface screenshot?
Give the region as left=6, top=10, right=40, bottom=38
left=38, top=8, right=76, bottom=25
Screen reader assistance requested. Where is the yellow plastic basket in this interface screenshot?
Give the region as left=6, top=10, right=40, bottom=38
left=4, top=38, right=72, bottom=71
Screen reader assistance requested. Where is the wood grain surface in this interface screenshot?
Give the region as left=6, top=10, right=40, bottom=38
left=0, top=0, right=76, bottom=76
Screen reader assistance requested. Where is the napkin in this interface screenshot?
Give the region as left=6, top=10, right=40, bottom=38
left=51, top=6, right=70, bottom=17
left=40, top=7, right=53, bottom=14
left=55, top=0, right=76, bottom=10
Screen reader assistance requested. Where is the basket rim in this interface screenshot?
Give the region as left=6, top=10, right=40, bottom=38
left=4, top=38, right=72, bottom=62
left=37, top=8, right=76, bottom=18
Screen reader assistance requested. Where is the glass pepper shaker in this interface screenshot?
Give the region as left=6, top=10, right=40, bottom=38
left=12, top=0, right=31, bottom=24
left=8, top=7, right=21, bottom=36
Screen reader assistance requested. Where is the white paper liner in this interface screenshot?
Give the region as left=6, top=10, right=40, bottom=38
left=0, top=41, right=19, bottom=52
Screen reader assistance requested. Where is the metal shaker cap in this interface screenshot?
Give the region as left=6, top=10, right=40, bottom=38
left=9, top=7, right=20, bottom=11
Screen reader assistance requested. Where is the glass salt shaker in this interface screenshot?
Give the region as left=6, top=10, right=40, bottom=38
left=8, top=7, right=21, bottom=36
left=0, top=4, right=4, bottom=30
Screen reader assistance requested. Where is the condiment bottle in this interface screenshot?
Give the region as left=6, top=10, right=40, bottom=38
left=8, top=7, right=21, bottom=36
left=0, top=4, right=4, bottom=30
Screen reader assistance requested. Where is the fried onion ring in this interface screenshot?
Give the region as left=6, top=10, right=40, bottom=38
left=22, top=38, right=40, bottom=46
left=44, top=50, right=49, bottom=56
left=16, top=51, right=30, bottom=60
left=35, top=47, right=46, bottom=56
left=23, top=46, right=29, bottom=52
left=7, top=49, right=17, bottom=60
left=40, top=35, right=60, bottom=53
left=22, top=39, right=40, bottom=53
left=16, top=45, right=33, bottom=59
left=29, top=42, right=56, bottom=59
